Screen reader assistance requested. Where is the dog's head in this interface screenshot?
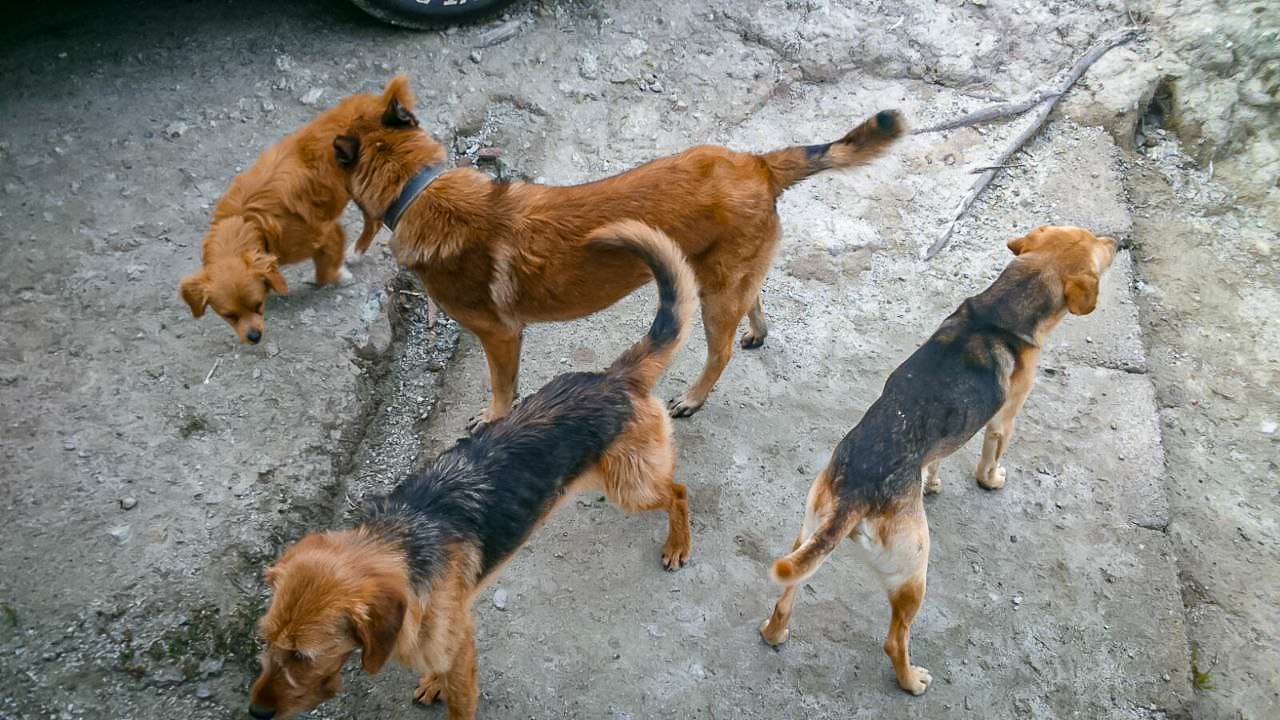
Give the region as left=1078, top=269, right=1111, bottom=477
left=248, top=532, right=408, bottom=720
left=180, top=219, right=288, bottom=345
left=330, top=75, right=447, bottom=220
left=1006, top=225, right=1118, bottom=316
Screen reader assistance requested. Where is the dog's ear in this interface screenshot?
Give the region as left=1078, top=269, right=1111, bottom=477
left=179, top=272, right=209, bottom=318
left=244, top=251, right=289, bottom=295
left=382, top=97, right=418, bottom=128
left=352, top=587, right=406, bottom=675
left=380, top=75, right=418, bottom=128
left=334, top=135, right=361, bottom=167
left=1064, top=272, right=1100, bottom=315
left=1007, top=235, right=1027, bottom=256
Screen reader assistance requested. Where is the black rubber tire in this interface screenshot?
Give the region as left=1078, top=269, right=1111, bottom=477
left=350, top=0, right=521, bottom=29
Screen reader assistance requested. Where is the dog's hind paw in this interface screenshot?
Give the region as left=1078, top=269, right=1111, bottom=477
left=897, top=665, right=932, bottom=696
left=759, top=619, right=790, bottom=647
left=414, top=674, right=445, bottom=705
left=740, top=330, right=765, bottom=350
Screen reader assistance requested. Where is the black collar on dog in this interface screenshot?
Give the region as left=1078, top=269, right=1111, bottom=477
left=383, top=163, right=446, bottom=232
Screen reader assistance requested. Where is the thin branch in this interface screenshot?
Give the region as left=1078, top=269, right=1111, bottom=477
left=969, top=163, right=1025, bottom=173
left=912, top=89, right=1059, bottom=134
left=923, top=28, right=1141, bottom=260
left=203, top=358, right=221, bottom=384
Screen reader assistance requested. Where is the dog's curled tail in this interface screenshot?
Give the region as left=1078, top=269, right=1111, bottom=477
left=761, top=110, right=905, bottom=194
left=591, top=220, right=697, bottom=392
left=770, top=503, right=861, bottom=587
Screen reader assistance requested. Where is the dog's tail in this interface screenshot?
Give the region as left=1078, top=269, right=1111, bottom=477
left=760, top=110, right=905, bottom=195
left=770, top=499, right=862, bottom=587
left=592, top=220, right=697, bottom=392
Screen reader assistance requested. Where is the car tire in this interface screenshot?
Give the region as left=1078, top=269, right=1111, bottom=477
left=350, top=0, right=521, bottom=28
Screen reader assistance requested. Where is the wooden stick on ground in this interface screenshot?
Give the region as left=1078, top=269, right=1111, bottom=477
left=922, top=28, right=1140, bottom=260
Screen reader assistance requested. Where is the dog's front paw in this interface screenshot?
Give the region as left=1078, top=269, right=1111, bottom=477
left=414, top=674, right=445, bottom=705
left=897, top=665, right=932, bottom=696
left=977, top=465, right=1006, bottom=491
left=336, top=266, right=355, bottom=285
left=661, top=537, right=691, bottom=571
left=668, top=395, right=704, bottom=418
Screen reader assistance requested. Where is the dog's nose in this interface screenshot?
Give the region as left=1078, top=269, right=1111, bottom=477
left=246, top=329, right=262, bottom=344
left=248, top=704, right=275, bottom=719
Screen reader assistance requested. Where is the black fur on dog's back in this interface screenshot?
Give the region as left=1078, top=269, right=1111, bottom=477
left=833, top=262, right=1057, bottom=510
left=361, top=373, right=633, bottom=583
left=772, top=263, right=1056, bottom=585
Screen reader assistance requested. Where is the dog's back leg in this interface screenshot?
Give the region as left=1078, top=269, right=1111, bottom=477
left=668, top=280, right=759, bottom=417
left=742, top=295, right=768, bottom=350
left=313, top=222, right=349, bottom=286
left=861, top=503, right=932, bottom=695
left=598, top=397, right=691, bottom=570
left=670, top=224, right=779, bottom=417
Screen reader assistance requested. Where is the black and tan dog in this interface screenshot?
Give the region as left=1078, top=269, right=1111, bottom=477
left=247, top=220, right=694, bottom=720
left=759, top=226, right=1118, bottom=695
left=332, top=75, right=902, bottom=425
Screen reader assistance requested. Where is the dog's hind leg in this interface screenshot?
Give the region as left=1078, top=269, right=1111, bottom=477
left=741, top=294, right=769, bottom=349
left=313, top=222, right=349, bottom=286
left=865, top=504, right=932, bottom=695
left=669, top=286, right=755, bottom=417
left=760, top=474, right=835, bottom=646
left=760, top=532, right=803, bottom=646
left=599, top=399, right=691, bottom=570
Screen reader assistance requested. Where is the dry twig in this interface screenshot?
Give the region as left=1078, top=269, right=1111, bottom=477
left=923, top=28, right=1140, bottom=260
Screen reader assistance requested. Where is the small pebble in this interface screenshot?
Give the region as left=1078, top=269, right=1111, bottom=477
left=108, top=525, right=132, bottom=544
left=493, top=588, right=508, bottom=610
left=195, top=684, right=212, bottom=700
left=120, top=497, right=137, bottom=511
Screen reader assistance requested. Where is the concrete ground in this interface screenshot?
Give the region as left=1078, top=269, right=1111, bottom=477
left=0, top=1, right=1274, bottom=719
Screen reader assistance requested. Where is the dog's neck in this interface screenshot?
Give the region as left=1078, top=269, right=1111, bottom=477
left=359, top=136, right=449, bottom=222
left=964, top=261, right=1064, bottom=348
left=203, top=216, right=270, bottom=263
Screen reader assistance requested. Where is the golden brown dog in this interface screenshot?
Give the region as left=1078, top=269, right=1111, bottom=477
left=759, top=226, right=1118, bottom=695
left=331, top=75, right=903, bottom=423
left=248, top=221, right=695, bottom=720
left=179, top=98, right=382, bottom=344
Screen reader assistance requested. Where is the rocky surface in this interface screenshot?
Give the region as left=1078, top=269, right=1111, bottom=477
left=0, top=1, right=1274, bottom=719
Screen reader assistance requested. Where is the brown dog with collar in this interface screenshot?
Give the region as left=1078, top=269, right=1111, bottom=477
left=759, top=226, right=1118, bottom=695
left=332, top=76, right=903, bottom=424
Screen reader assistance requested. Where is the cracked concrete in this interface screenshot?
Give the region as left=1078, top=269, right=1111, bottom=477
left=0, top=1, right=1275, bottom=719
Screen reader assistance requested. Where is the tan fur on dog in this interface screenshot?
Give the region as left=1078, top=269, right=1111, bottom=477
left=333, top=75, right=903, bottom=423
left=179, top=97, right=382, bottom=344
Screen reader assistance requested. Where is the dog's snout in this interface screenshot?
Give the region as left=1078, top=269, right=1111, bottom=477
left=248, top=704, right=275, bottom=720
left=247, top=329, right=262, bottom=344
